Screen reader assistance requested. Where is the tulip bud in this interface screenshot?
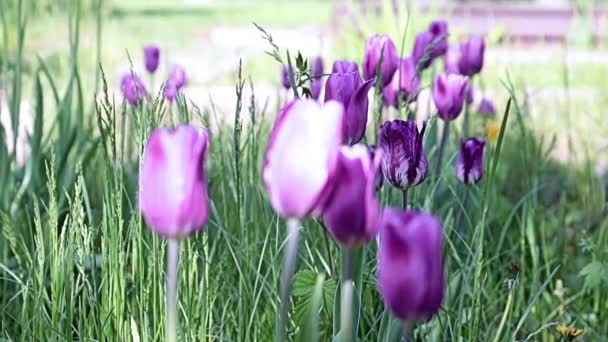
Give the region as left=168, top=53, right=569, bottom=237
left=169, top=65, right=187, bottom=90
left=120, top=73, right=147, bottom=107
left=322, top=144, right=381, bottom=248
left=310, top=57, right=325, bottom=100
left=377, top=208, right=445, bottom=322
left=428, top=20, right=448, bottom=58
left=458, top=36, right=485, bottom=76
left=443, top=44, right=461, bottom=74
left=310, top=78, right=323, bottom=100
left=432, top=73, right=468, bottom=121
left=165, top=79, right=178, bottom=102
left=412, top=31, right=434, bottom=70
left=263, top=99, right=344, bottom=219
left=378, top=120, right=428, bottom=189
left=311, top=56, right=324, bottom=79
left=139, top=125, right=210, bottom=239
left=332, top=60, right=359, bottom=74
left=456, top=137, right=486, bottom=184
left=362, top=34, right=399, bottom=86
left=382, top=57, right=421, bottom=108
left=478, top=98, right=496, bottom=115
left=324, top=69, right=375, bottom=145
left=143, top=45, right=160, bottom=74
left=280, top=65, right=291, bottom=89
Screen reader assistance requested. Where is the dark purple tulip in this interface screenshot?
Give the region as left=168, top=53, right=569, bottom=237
left=432, top=73, right=468, bottom=121
left=139, top=125, right=210, bottom=239
left=322, top=144, right=381, bottom=248
left=311, top=56, right=324, bottom=79
left=377, top=208, right=444, bottom=322
left=478, top=98, right=496, bottom=115
left=332, top=60, right=359, bottom=73
left=362, top=34, right=399, bottom=86
left=263, top=99, right=344, bottom=219
left=412, top=31, right=434, bottom=70
left=324, top=69, right=375, bottom=145
left=368, top=145, right=384, bottom=191
left=383, top=57, right=421, bottom=108
left=428, top=20, right=448, bottom=58
left=120, top=73, right=147, bottom=107
left=143, top=45, right=160, bottom=74
left=169, top=65, right=187, bottom=89
left=378, top=120, right=428, bottom=189
left=310, top=78, right=323, bottom=100
left=456, top=137, right=486, bottom=184
left=458, top=36, right=485, bottom=76
left=444, top=44, right=460, bottom=74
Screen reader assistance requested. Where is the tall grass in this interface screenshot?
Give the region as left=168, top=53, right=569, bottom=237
left=1, top=1, right=607, bottom=341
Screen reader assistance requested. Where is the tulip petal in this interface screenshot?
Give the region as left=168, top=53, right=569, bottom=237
left=345, top=79, right=375, bottom=145
left=263, top=100, right=344, bottom=218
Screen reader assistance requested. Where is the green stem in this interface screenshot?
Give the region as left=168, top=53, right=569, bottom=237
left=402, top=188, right=408, bottom=209
left=276, top=219, right=301, bottom=342
left=340, top=247, right=354, bottom=342
left=400, top=321, right=413, bottom=342
left=166, top=239, right=180, bottom=342
left=321, top=222, right=334, bottom=277
left=435, top=120, right=450, bottom=177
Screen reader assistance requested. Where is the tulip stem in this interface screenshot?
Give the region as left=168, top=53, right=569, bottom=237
left=463, top=98, right=470, bottom=138
left=165, top=239, right=180, bottom=342
left=402, top=188, right=408, bottom=209
left=435, top=120, right=450, bottom=177
left=276, top=219, right=301, bottom=342
left=340, top=247, right=355, bottom=342
left=400, top=321, right=413, bottom=342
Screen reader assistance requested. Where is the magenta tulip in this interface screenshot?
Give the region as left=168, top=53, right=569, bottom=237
left=144, top=45, right=160, bottom=74
left=383, top=57, right=421, bottom=108
left=432, top=73, right=469, bottom=121
left=458, top=36, right=485, bottom=76
left=120, top=73, right=147, bottom=107
left=456, top=137, right=486, bottom=184
left=139, top=125, right=210, bottom=239
left=263, top=99, right=344, bottom=219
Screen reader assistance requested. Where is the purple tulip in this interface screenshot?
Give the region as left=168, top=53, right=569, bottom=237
left=456, top=137, right=486, bottom=184
left=362, top=34, right=399, bottom=86
left=322, top=144, right=381, bottom=248
left=263, top=99, right=344, bottom=219
left=169, top=65, right=187, bottom=89
left=458, top=36, right=485, bottom=76
left=377, top=208, right=444, bottom=321
left=432, top=73, right=469, bottom=121
left=165, top=79, right=178, bottom=102
left=120, top=73, right=147, bottom=107
left=428, top=20, right=449, bottom=58
left=310, top=78, right=323, bottom=100
left=311, top=56, right=324, bottom=79
left=280, top=65, right=292, bottom=89
left=378, top=120, right=428, bottom=189
left=412, top=31, right=434, bottom=70
left=478, top=98, right=496, bottom=115
left=368, top=145, right=384, bottom=191
left=324, top=69, right=375, bottom=145
left=382, top=57, right=421, bottom=108
left=143, top=45, right=160, bottom=74
left=444, top=44, right=461, bottom=74
left=332, top=60, right=359, bottom=74
left=139, top=125, right=210, bottom=239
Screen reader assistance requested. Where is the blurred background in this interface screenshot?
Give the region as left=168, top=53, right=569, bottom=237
left=2, top=0, right=607, bottom=173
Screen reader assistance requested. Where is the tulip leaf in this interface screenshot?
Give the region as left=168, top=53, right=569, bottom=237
left=296, top=273, right=325, bottom=342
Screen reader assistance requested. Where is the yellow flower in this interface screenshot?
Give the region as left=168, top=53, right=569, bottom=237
left=485, top=121, right=500, bottom=145
left=556, top=325, right=583, bottom=340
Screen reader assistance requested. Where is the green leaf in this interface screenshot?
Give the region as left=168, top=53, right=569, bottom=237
left=297, top=273, right=325, bottom=342
left=579, top=261, right=608, bottom=289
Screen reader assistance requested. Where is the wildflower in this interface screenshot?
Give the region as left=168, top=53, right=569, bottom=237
left=556, top=325, right=583, bottom=340
left=485, top=120, right=501, bottom=145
